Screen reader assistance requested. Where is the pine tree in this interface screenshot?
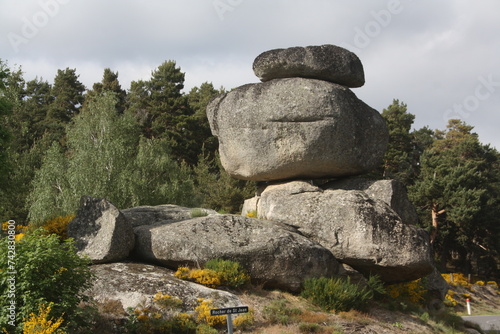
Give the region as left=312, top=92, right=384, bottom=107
left=187, top=82, right=225, bottom=160
left=409, top=119, right=500, bottom=273
left=0, top=60, right=12, bottom=203
left=128, top=60, right=201, bottom=164
left=83, top=68, right=126, bottom=113
left=44, top=68, right=85, bottom=145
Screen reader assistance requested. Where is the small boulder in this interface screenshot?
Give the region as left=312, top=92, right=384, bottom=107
left=325, top=177, right=419, bottom=225
left=67, top=196, right=135, bottom=263
left=257, top=181, right=433, bottom=282
left=133, top=214, right=343, bottom=291
left=253, top=44, right=365, bottom=87
left=207, top=77, right=388, bottom=181
left=121, top=204, right=218, bottom=227
left=87, top=262, right=242, bottom=313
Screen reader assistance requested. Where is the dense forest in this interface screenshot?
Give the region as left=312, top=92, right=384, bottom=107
left=0, top=59, right=499, bottom=278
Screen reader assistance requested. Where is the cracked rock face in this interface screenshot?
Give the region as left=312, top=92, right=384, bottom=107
left=132, top=214, right=344, bottom=291
left=207, top=77, right=388, bottom=181
left=256, top=181, right=433, bottom=283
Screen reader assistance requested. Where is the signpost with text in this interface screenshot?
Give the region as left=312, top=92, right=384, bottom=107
left=210, top=306, right=249, bottom=334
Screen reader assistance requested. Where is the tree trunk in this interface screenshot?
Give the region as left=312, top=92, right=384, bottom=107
left=430, top=204, right=445, bottom=244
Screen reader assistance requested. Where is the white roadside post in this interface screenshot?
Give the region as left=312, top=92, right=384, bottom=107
left=210, top=306, right=249, bottom=334
left=466, top=298, right=471, bottom=315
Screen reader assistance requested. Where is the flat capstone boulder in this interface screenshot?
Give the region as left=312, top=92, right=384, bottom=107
left=253, top=44, right=365, bottom=87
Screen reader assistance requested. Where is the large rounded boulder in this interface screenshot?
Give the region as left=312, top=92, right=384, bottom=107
left=132, top=214, right=344, bottom=291
left=207, top=77, right=388, bottom=181
left=256, top=181, right=433, bottom=283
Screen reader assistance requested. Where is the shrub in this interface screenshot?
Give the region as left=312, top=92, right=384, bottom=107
left=174, top=259, right=250, bottom=289
left=233, top=309, right=254, bottom=331
left=125, top=292, right=196, bottom=334
left=262, top=299, right=301, bottom=325
left=195, top=299, right=226, bottom=327
left=301, top=277, right=373, bottom=313
left=245, top=210, right=257, bottom=218
left=40, top=215, right=74, bottom=239
left=204, top=259, right=250, bottom=288
left=386, top=279, right=427, bottom=304
left=190, top=208, right=208, bottom=218
left=299, top=322, right=321, bottom=333
left=0, top=229, right=93, bottom=333
left=22, top=303, right=66, bottom=334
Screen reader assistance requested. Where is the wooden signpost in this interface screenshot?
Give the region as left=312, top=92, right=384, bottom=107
left=210, top=306, right=249, bottom=334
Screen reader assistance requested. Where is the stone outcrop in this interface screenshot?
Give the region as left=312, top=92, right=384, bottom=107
left=67, top=196, right=135, bottom=263
left=255, top=181, right=433, bottom=283
left=207, top=77, right=388, bottom=181
left=87, top=262, right=242, bottom=312
left=133, top=214, right=344, bottom=291
left=325, top=177, right=419, bottom=225
left=253, top=44, right=365, bottom=87
left=122, top=204, right=218, bottom=227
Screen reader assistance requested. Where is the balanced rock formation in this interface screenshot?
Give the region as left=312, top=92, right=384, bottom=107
left=133, top=214, right=344, bottom=291
left=251, top=181, right=433, bottom=283
left=253, top=44, right=365, bottom=87
left=207, top=77, right=388, bottom=181
left=67, top=196, right=135, bottom=263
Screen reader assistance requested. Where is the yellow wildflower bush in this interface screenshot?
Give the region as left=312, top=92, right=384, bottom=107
left=487, top=281, right=498, bottom=288
left=41, top=215, right=75, bottom=239
left=233, top=309, right=255, bottom=330
left=386, top=279, right=427, bottom=304
left=195, top=299, right=226, bottom=327
left=174, top=266, right=191, bottom=280
left=444, top=291, right=458, bottom=307
left=245, top=210, right=257, bottom=218
left=442, top=273, right=471, bottom=287
left=153, top=292, right=183, bottom=310
left=189, top=269, right=221, bottom=288
left=22, top=304, right=66, bottom=334
left=174, top=267, right=222, bottom=288
left=1, top=221, right=28, bottom=238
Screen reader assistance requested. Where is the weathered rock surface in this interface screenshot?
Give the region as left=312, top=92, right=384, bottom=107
left=87, top=262, right=241, bottom=312
left=133, top=214, right=344, bottom=291
left=325, top=177, right=419, bottom=225
left=122, top=204, right=218, bottom=227
left=67, top=196, right=135, bottom=263
left=253, top=44, right=365, bottom=87
left=207, top=77, right=388, bottom=181
left=256, top=181, right=433, bottom=282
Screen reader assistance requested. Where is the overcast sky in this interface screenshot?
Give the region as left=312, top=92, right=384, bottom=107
left=1, top=0, right=499, bottom=149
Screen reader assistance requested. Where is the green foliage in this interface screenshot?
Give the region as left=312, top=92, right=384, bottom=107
left=175, top=259, right=250, bottom=289
left=366, top=274, right=386, bottom=299
left=27, top=93, right=198, bottom=222
left=298, top=322, right=321, bottom=333
left=262, top=299, right=301, bottom=325
left=129, top=137, right=197, bottom=208
left=204, top=258, right=251, bottom=288
left=301, top=276, right=373, bottom=313
left=0, top=229, right=93, bottom=333
left=193, top=153, right=255, bottom=213
left=409, top=119, right=500, bottom=273
left=190, top=208, right=208, bottom=218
